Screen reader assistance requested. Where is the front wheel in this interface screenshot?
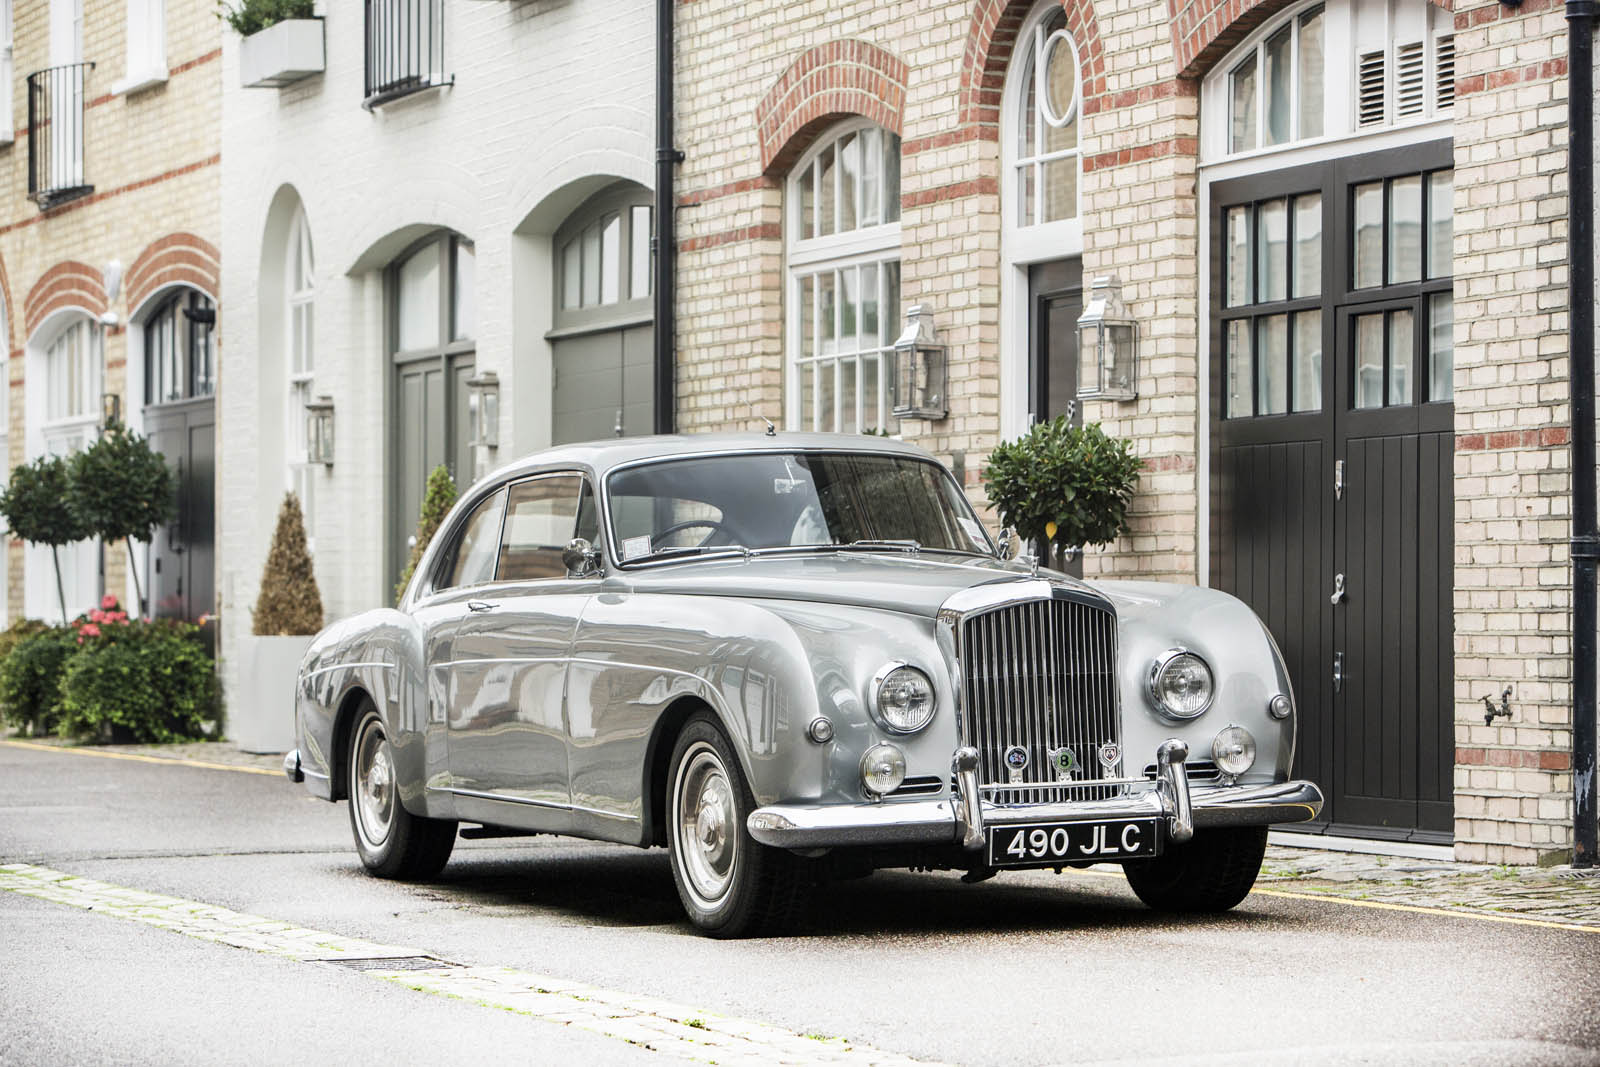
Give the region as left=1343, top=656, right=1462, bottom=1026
left=666, top=714, right=807, bottom=938
left=1122, top=826, right=1268, bottom=913
left=347, top=703, right=457, bottom=880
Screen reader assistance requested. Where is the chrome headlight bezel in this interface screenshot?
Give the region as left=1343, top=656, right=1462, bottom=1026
left=1147, top=648, right=1215, bottom=721
left=869, top=662, right=937, bottom=734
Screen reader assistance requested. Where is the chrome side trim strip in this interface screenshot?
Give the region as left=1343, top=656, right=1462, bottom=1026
left=301, top=660, right=393, bottom=682
left=439, top=786, right=640, bottom=822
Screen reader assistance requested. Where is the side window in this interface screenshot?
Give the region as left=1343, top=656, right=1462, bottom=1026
left=441, top=488, right=506, bottom=590
left=498, top=475, right=583, bottom=581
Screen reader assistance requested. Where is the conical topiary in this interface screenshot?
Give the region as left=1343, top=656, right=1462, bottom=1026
left=395, top=465, right=457, bottom=603
left=252, top=492, right=324, bottom=636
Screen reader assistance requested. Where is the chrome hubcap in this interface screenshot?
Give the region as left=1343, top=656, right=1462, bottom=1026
left=353, top=719, right=396, bottom=849
left=674, top=744, right=738, bottom=908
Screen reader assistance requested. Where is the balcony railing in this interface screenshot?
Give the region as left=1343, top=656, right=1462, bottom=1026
left=364, top=0, right=450, bottom=109
left=27, top=62, right=95, bottom=208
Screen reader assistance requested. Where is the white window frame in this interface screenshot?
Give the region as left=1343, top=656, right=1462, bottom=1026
left=114, top=0, right=167, bottom=96
left=27, top=316, right=102, bottom=623
left=784, top=118, right=902, bottom=434
left=1002, top=0, right=1084, bottom=263
left=285, top=205, right=316, bottom=553
left=0, top=0, right=14, bottom=145
left=1200, top=0, right=1455, bottom=165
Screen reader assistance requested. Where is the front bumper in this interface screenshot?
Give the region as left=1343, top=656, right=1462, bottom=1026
left=747, top=740, right=1323, bottom=851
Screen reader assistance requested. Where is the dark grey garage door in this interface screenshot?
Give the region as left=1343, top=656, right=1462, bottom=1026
left=1210, top=141, right=1455, bottom=842
left=551, top=323, right=652, bottom=445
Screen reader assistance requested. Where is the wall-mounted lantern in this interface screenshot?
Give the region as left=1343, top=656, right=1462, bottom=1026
left=466, top=370, right=500, bottom=449
left=891, top=305, right=948, bottom=420
left=100, top=392, right=121, bottom=430
left=1076, top=275, right=1139, bottom=402
left=305, top=395, right=335, bottom=466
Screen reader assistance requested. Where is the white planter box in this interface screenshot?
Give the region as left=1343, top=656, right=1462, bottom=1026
left=240, top=19, right=325, bottom=89
left=231, top=634, right=315, bottom=753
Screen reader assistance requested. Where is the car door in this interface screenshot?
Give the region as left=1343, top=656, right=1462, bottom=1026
left=446, top=472, right=596, bottom=827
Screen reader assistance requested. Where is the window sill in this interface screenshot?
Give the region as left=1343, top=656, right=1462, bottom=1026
left=0, top=133, right=12, bottom=149
left=112, top=67, right=169, bottom=97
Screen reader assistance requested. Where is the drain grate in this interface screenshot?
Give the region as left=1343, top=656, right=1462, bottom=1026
left=315, top=955, right=458, bottom=972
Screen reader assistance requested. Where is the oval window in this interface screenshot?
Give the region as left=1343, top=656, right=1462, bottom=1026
left=1041, top=30, right=1079, bottom=127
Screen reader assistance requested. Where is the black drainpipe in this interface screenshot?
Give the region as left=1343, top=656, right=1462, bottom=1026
left=652, top=0, right=683, bottom=435
left=1568, top=0, right=1597, bottom=868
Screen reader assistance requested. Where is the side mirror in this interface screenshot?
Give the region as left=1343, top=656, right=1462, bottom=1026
left=563, top=538, right=602, bottom=578
left=996, top=527, right=1020, bottom=561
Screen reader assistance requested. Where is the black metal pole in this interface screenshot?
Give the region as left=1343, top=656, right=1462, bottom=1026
left=1567, top=0, right=1598, bottom=868
left=652, top=0, right=681, bottom=435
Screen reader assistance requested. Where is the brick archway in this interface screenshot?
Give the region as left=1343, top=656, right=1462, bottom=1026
left=959, top=0, right=1108, bottom=138
left=126, top=232, right=220, bottom=314
left=754, top=40, right=909, bottom=175
left=25, top=261, right=107, bottom=340
left=0, top=251, right=14, bottom=359
left=1169, top=0, right=1452, bottom=80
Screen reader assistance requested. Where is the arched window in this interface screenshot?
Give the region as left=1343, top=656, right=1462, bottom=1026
left=1203, top=0, right=1455, bottom=161
left=27, top=314, right=101, bottom=621
left=143, top=288, right=215, bottom=405
left=785, top=119, right=902, bottom=433
left=1011, top=4, right=1081, bottom=228
left=285, top=205, right=315, bottom=544
left=44, top=317, right=100, bottom=450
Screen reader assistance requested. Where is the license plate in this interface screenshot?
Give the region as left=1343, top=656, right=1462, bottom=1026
left=986, top=819, right=1162, bottom=868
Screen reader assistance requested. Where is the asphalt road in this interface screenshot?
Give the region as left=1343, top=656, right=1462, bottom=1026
left=2, top=742, right=1597, bottom=1067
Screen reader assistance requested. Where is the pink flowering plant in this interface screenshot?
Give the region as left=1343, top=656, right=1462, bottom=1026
left=72, top=595, right=132, bottom=645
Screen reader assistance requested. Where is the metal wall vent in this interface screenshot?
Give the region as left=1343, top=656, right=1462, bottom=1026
left=1395, top=42, right=1426, bottom=118
left=1357, top=50, right=1387, bottom=126
left=1436, top=35, right=1456, bottom=110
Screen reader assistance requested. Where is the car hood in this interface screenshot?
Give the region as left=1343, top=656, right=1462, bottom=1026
left=607, top=552, right=1106, bottom=618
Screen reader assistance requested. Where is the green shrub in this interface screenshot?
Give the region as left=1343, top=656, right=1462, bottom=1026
left=396, top=465, right=457, bottom=604
left=68, top=422, right=176, bottom=617
left=57, top=621, right=217, bottom=743
left=0, top=626, right=78, bottom=735
left=216, top=0, right=314, bottom=37
left=982, top=416, right=1144, bottom=554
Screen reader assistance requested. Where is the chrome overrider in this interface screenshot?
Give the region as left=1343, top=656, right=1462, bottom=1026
left=747, top=738, right=1324, bottom=850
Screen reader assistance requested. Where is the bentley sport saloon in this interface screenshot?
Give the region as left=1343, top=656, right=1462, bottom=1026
left=283, top=433, right=1324, bottom=937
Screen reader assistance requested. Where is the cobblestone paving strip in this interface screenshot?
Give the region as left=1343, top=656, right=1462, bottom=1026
left=0, top=863, right=940, bottom=1066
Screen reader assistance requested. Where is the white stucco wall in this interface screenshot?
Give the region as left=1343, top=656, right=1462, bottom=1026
left=219, top=0, right=655, bottom=713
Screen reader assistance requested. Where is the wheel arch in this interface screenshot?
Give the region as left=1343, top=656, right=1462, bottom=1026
left=329, top=685, right=374, bottom=802
left=642, top=695, right=719, bottom=847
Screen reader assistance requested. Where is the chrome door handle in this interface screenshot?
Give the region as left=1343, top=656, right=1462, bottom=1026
left=1333, top=651, right=1344, bottom=693
left=466, top=600, right=497, bottom=613
left=1329, top=573, right=1346, bottom=605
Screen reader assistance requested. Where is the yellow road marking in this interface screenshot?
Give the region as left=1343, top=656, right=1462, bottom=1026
left=1065, top=865, right=1599, bottom=934
left=1, top=738, right=281, bottom=777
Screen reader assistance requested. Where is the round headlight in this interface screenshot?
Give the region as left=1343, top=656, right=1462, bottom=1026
left=872, top=664, right=936, bottom=733
left=861, top=743, right=907, bottom=795
left=1212, top=725, right=1257, bottom=777
left=1149, top=649, right=1215, bottom=720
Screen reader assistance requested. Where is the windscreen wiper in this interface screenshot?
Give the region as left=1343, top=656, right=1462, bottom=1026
left=626, top=544, right=751, bottom=565
left=844, top=539, right=921, bottom=554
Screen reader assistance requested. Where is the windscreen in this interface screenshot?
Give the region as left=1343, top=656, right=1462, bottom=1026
left=605, top=452, right=994, bottom=563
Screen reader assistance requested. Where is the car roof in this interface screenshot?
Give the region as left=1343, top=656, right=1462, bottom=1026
left=480, top=432, right=939, bottom=484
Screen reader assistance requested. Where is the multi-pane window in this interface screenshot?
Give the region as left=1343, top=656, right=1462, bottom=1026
left=286, top=205, right=316, bottom=545
left=44, top=318, right=101, bottom=453
left=143, top=289, right=215, bottom=406
left=1229, top=6, right=1324, bottom=154
left=1013, top=7, right=1081, bottom=226
left=364, top=0, right=448, bottom=106
left=1351, top=170, right=1452, bottom=289
left=397, top=235, right=474, bottom=351
left=787, top=121, right=902, bottom=434
left=1222, top=191, right=1325, bottom=417
left=558, top=205, right=651, bottom=311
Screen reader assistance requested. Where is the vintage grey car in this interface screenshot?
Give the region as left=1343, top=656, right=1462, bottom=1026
left=284, top=433, right=1323, bottom=937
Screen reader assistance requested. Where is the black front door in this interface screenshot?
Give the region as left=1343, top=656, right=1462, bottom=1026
left=144, top=398, right=215, bottom=624
left=1210, top=141, right=1455, bottom=841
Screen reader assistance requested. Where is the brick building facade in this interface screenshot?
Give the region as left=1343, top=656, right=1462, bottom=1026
left=671, top=0, right=1593, bottom=862
left=0, top=0, right=221, bottom=629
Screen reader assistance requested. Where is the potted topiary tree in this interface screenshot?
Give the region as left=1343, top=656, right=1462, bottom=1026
left=233, top=492, right=324, bottom=752
left=223, top=0, right=325, bottom=89
left=395, top=464, right=456, bottom=604
left=0, top=455, right=92, bottom=622
left=982, top=415, right=1144, bottom=570
left=67, top=421, right=176, bottom=618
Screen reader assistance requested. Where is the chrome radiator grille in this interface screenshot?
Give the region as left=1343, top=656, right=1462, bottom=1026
left=959, top=597, right=1121, bottom=804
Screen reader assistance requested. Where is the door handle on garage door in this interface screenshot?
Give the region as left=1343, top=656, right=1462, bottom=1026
left=467, top=600, right=498, bottom=613
left=1329, top=573, right=1346, bottom=605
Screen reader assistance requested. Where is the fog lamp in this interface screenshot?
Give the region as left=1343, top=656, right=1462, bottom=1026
left=860, top=743, right=907, bottom=796
left=1212, top=725, right=1257, bottom=777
